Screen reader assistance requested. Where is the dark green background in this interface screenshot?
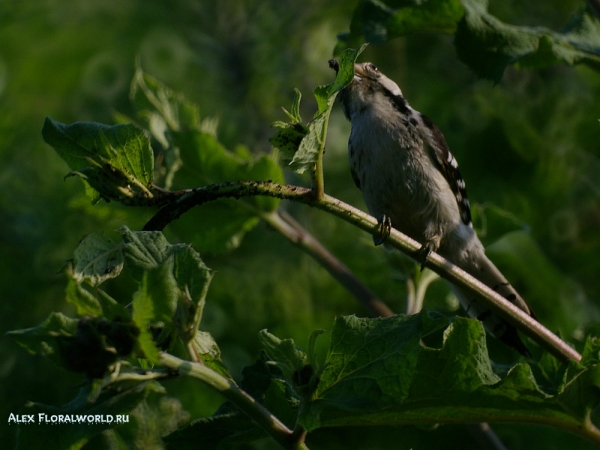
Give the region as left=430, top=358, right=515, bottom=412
left=2, top=0, right=600, bottom=448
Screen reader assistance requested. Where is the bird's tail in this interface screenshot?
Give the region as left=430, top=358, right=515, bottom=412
left=448, top=250, right=532, bottom=356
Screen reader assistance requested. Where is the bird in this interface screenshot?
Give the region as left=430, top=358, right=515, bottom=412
left=338, top=62, right=533, bottom=356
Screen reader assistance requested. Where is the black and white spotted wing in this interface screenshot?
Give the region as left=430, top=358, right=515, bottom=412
left=419, top=114, right=472, bottom=227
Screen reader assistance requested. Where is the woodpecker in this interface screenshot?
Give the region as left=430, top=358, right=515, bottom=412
left=339, top=62, right=532, bottom=355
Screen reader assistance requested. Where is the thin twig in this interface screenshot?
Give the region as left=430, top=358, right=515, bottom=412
left=261, top=209, right=394, bottom=318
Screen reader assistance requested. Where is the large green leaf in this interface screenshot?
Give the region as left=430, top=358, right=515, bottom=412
left=300, top=314, right=600, bottom=433
left=305, top=312, right=449, bottom=426
left=119, top=226, right=214, bottom=318
left=339, top=0, right=600, bottom=81
left=128, top=68, right=285, bottom=254
left=42, top=117, right=157, bottom=204
left=339, top=0, right=462, bottom=48
left=456, top=1, right=600, bottom=81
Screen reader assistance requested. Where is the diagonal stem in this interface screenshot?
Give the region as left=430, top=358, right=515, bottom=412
left=260, top=209, right=394, bottom=318
left=159, top=352, right=309, bottom=450
left=144, top=180, right=581, bottom=364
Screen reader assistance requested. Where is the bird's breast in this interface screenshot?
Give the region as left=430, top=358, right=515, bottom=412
left=348, top=108, right=463, bottom=246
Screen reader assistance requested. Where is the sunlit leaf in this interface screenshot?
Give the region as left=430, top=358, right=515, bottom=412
left=71, top=232, right=124, bottom=286
left=42, top=117, right=156, bottom=204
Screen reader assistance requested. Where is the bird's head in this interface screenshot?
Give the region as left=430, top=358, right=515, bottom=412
left=339, top=63, right=405, bottom=121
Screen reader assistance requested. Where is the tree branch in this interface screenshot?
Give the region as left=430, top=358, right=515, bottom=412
left=260, top=209, right=394, bottom=318
left=145, top=180, right=581, bottom=363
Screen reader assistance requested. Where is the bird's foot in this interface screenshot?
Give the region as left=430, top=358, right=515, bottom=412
left=416, top=239, right=439, bottom=271
left=373, top=215, right=392, bottom=246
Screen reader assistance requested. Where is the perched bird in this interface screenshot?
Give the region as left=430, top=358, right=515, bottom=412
left=339, top=62, right=532, bottom=355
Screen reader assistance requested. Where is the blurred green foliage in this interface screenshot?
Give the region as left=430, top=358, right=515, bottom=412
left=2, top=0, right=600, bottom=448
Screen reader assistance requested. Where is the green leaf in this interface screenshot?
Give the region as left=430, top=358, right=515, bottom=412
left=131, top=67, right=284, bottom=214
left=8, top=314, right=139, bottom=378
left=138, top=256, right=179, bottom=324
left=66, top=276, right=103, bottom=316
left=71, top=232, right=124, bottom=286
left=164, top=411, right=265, bottom=450
left=131, top=64, right=201, bottom=133
left=341, top=0, right=463, bottom=49
left=120, top=226, right=216, bottom=347
left=119, top=225, right=183, bottom=280
left=191, top=331, right=230, bottom=378
left=171, top=245, right=212, bottom=309
left=342, top=0, right=600, bottom=82
left=280, top=88, right=303, bottom=123
left=455, top=0, right=600, bottom=81
left=167, top=130, right=283, bottom=254
left=171, top=245, right=213, bottom=336
left=172, top=130, right=284, bottom=193
left=328, top=44, right=369, bottom=95
left=173, top=128, right=285, bottom=209
left=42, top=117, right=156, bottom=204
left=282, top=45, right=367, bottom=174
left=132, top=259, right=177, bottom=363
left=269, top=122, right=309, bottom=162
left=258, top=329, right=307, bottom=381
left=299, top=314, right=600, bottom=434
left=15, top=381, right=165, bottom=450
left=172, top=201, right=260, bottom=256
left=287, top=91, right=335, bottom=175
left=7, top=312, right=78, bottom=365
left=263, top=378, right=301, bottom=429
left=581, top=336, right=600, bottom=367
left=302, top=312, right=449, bottom=431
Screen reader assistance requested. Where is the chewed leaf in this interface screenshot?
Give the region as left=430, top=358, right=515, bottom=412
left=269, top=123, right=308, bottom=159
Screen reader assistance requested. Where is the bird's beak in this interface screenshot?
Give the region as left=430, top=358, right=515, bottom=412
left=353, top=63, right=366, bottom=81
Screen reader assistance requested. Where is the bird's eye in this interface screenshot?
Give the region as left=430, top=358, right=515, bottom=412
left=368, top=63, right=378, bottom=72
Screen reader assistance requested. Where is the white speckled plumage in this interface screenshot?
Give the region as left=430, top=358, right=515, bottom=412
left=340, top=62, right=532, bottom=355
